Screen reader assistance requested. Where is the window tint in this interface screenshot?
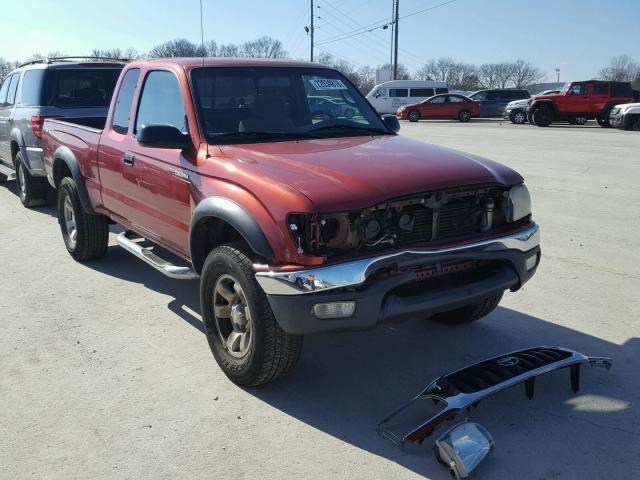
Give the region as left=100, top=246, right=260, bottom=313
left=46, top=68, right=121, bottom=108
left=6, top=74, right=19, bottom=105
left=487, top=91, right=504, bottom=100
left=431, top=96, right=446, bottom=104
left=435, top=88, right=448, bottom=95
left=570, top=84, right=587, bottom=95
left=112, top=69, right=140, bottom=134
left=592, top=84, right=609, bottom=95
left=389, top=88, right=408, bottom=98
left=515, top=90, right=529, bottom=99
left=410, top=88, right=434, bottom=97
left=136, top=70, right=187, bottom=133
left=0, top=76, right=11, bottom=105
left=21, top=70, right=45, bottom=105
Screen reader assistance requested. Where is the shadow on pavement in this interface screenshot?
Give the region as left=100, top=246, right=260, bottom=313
left=0, top=179, right=58, bottom=218
left=85, top=242, right=639, bottom=479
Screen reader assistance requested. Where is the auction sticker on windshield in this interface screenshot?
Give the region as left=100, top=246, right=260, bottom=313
left=310, top=79, right=348, bottom=90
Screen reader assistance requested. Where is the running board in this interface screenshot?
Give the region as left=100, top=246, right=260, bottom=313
left=116, top=230, right=198, bottom=280
left=0, top=163, right=16, bottom=180
left=378, top=346, right=612, bottom=447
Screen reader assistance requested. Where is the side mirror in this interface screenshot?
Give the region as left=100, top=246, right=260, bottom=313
left=382, top=114, right=400, bottom=133
left=137, top=124, right=191, bottom=149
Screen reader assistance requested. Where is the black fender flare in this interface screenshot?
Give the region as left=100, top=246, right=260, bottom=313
left=189, top=197, right=275, bottom=273
left=529, top=100, right=557, bottom=114
left=51, top=146, right=96, bottom=214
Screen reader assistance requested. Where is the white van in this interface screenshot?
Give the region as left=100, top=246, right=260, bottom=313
left=366, top=80, right=449, bottom=114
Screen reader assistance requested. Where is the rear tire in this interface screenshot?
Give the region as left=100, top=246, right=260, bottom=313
left=408, top=110, right=421, bottom=122
left=201, top=242, right=303, bottom=386
left=510, top=111, right=527, bottom=124
left=596, top=114, right=612, bottom=128
left=574, top=116, right=587, bottom=126
left=632, top=116, right=640, bottom=131
left=532, top=107, right=552, bottom=127
left=458, top=110, right=471, bottom=122
left=15, top=152, right=48, bottom=208
left=430, top=292, right=503, bottom=325
left=57, top=177, right=109, bottom=261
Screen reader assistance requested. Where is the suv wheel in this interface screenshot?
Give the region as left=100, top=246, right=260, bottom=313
left=532, top=106, right=553, bottom=127
left=201, top=242, right=303, bottom=386
left=510, top=111, right=527, bottom=124
left=15, top=152, right=48, bottom=208
left=408, top=110, right=421, bottom=122
left=458, top=110, right=471, bottom=122
left=430, top=292, right=503, bottom=325
left=596, top=115, right=612, bottom=128
left=57, top=177, right=109, bottom=261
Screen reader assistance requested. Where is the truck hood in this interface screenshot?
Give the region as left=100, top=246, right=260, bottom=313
left=215, top=135, right=523, bottom=212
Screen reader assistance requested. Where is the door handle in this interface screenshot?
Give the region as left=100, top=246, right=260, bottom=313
left=123, top=153, right=135, bottom=167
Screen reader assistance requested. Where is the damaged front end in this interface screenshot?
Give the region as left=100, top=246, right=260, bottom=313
left=377, top=346, right=612, bottom=447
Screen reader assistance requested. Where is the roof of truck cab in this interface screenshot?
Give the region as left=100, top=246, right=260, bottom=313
left=127, top=57, right=331, bottom=70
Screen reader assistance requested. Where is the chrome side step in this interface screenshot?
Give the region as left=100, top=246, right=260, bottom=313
left=0, top=163, right=16, bottom=180
left=116, top=230, right=198, bottom=280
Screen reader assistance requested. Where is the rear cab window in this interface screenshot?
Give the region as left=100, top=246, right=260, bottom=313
left=45, top=68, right=121, bottom=108
left=112, top=68, right=140, bottom=134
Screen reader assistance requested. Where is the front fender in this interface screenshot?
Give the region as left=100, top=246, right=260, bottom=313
left=189, top=196, right=275, bottom=273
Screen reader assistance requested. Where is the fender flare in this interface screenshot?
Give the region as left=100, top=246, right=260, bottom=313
left=51, top=146, right=96, bottom=214
left=189, top=197, right=275, bottom=273
left=529, top=100, right=557, bottom=114
left=9, top=129, right=24, bottom=167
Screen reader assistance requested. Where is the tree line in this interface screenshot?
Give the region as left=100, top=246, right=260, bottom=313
left=1, top=36, right=639, bottom=93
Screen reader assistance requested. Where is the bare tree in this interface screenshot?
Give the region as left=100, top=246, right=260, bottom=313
left=0, top=58, right=20, bottom=82
left=597, top=54, right=640, bottom=86
left=91, top=48, right=139, bottom=60
left=416, top=58, right=480, bottom=90
left=512, top=59, right=545, bottom=88
left=148, top=39, right=206, bottom=58
left=241, top=36, right=287, bottom=59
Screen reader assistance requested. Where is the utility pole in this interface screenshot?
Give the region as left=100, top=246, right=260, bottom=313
left=556, top=68, right=560, bottom=83
left=310, top=0, right=314, bottom=62
left=393, top=0, right=399, bottom=80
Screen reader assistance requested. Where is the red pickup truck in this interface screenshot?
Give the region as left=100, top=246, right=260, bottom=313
left=43, top=58, right=540, bottom=386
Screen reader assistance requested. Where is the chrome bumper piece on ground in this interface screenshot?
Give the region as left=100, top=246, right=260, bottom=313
left=378, top=346, right=612, bottom=447
left=256, top=223, right=540, bottom=295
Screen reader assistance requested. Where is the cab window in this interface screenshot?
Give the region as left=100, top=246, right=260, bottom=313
left=112, top=68, right=140, bottom=134
left=592, top=84, right=609, bottom=95
left=135, top=70, right=187, bottom=134
left=569, top=84, right=587, bottom=95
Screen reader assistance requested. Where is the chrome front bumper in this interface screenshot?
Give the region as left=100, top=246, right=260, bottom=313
left=256, top=223, right=540, bottom=295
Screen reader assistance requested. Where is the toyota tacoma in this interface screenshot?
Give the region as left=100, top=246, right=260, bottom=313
left=42, top=58, right=540, bottom=386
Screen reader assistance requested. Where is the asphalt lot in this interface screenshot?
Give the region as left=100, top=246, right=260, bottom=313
left=1, top=119, right=639, bottom=480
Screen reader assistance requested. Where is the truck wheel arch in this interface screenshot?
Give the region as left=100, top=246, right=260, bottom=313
left=530, top=100, right=557, bottom=114
left=189, top=197, right=275, bottom=274
left=51, top=146, right=96, bottom=215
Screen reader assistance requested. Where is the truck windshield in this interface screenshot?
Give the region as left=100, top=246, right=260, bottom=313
left=190, top=67, right=390, bottom=143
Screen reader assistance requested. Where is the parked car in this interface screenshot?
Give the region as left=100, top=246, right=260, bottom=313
left=308, top=96, right=356, bottom=119
left=0, top=57, right=124, bottom=206
left=396, top=93, right=480, bottom=122
left=366, top=80, right=448, bottom=114
left=467, top=89, right=530, bottom=118
left=609, top=102, right=640, bottom=130
left=43, top=58, right=540, bottom=386
left=503, top=90, right=561, bottom=124
left=528, top=81, right=636, bottom=127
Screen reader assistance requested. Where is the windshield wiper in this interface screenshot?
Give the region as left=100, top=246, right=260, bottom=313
left=208, top=131, right=318, bottom=143
left=308, top=124, right=389, bottom=135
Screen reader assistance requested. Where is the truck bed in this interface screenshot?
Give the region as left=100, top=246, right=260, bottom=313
left=49, top=116, right=108, bottom=131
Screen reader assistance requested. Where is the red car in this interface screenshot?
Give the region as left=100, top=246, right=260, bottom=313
left=396, top=94, right=480, bottom=122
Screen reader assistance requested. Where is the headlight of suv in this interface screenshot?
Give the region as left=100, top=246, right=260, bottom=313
left=504, top=184, right=531, bottom=222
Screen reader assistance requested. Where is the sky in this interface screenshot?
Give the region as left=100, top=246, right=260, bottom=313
left=2, top=0, right=639, bottom=82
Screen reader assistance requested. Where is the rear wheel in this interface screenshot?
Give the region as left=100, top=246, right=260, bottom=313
left=15, top=152, right=48, bottom=208
left=57, top=177, right=109, bottom=261
left=574, top=116, right=587, bottom=125
left=632, top=116, right=640, bottom=131
left=201, top=242, right=303, bottom=386
left=430, top=292, right=503, bottom=325
left=458, top=110, right=471, bottom=122
left=532, top=107, right=553, bottom=127
left=408, top=110, right=421, bottom=122
left=510, top=111, right=527, bottom=124
left=596, top=114, right=612, bottom=128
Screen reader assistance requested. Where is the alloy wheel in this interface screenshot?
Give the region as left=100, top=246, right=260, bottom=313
left=17, top=163, right=26, bottom=199
left=213, top=274, right=252, bottom=358
left=63, top=195, right=78, bottom=249
left=514, top=112, right=526, bottom=124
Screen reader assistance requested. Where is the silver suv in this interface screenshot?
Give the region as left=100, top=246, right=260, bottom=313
left=0, top=57, right=124, bottom=207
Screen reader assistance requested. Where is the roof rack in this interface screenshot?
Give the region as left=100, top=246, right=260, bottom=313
left=18, top=56, right=129, bottom=68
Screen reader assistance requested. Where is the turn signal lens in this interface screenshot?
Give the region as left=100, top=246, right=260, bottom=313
left=313, top=301, right=356, bottom=319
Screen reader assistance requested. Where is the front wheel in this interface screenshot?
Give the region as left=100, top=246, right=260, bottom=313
left=15, top=152, right=48, bottom=207
left=200, top=242, right=303, bottom=386
left=532, top=107, right=552, bottom=127
left=574, top=116, right=587, bottom=126
left=57, top=177, right=109, bottom=261
left=408, top=110, right=421, bottom=122
left=596, top=115, right=611, bottom=128
left=430, top=292, right=503, bottom=325
left=458, top=110, right=471, bottom=122
left=510, top=111, right=527, bottom=124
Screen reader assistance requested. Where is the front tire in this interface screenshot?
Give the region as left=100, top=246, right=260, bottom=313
left=408, top=110, right=421, bottom=122
left=201, top=242, right=303, bottom=386
left=458, top=110, right=471, bottom=122
left=532, top=107, right=553, bottom=127
left=430, top=292, right=503, bottom=325
left=632, top=116, right=640, bottom=131
left=510, top=111, right=527, bottom=124
left=15, top=152, right=48, bottom=207
left=57, top=177, right=109, bottom=261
